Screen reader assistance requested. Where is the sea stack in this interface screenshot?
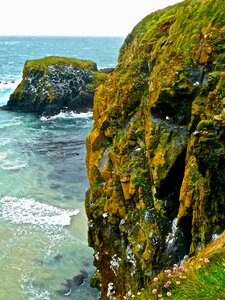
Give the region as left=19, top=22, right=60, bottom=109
left=85, top=0, right=225, bottom=298
left=6, top=56, right=108, bottom=115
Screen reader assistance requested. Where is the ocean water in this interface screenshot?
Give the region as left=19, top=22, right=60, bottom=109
left=0, top=36, right=124, bottom=300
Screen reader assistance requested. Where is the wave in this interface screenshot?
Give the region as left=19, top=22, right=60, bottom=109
left=0, top=150, right=27, bottom=171
left=0, top=79, right=21, bottom=91
left=0, top=79, right=21, bottom=105
left=0, top=41, right=21, bottom=46
left=0, top=121, right=21, bottom=129
left=40, top=110, right=93, bottom=121
left=0, top=196, right=80, bottom=227
left=1, top=162, right=27, bottom=170
left=22, top=282, right=51, bottom=300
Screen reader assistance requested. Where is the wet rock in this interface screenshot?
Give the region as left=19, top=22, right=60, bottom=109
left=56, top=269, right=88, bottom=296
left=53, top=253, right=63, bottom=262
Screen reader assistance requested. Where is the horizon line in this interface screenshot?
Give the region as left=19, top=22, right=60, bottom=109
left=0, top=34, right=126, bottom=38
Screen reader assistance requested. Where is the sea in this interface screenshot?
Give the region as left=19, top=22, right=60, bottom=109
left=0, top=36, right=124, bottom=300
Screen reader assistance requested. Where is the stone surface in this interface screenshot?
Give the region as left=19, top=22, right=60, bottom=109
left=85, top=0, right=225, bottom=298
left=6, top=56, right=108, bottom=116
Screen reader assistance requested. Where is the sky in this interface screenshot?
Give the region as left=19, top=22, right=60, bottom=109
left=0, top=0, right=183, bottom=36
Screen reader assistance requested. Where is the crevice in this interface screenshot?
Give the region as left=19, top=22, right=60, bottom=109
left=156, top=149, right=187, bottom=220
left=151, top=97, right=193, bottom=125
left=151, top=85, right=196, bottom=126
left=177, top=215, right=192, bottom=254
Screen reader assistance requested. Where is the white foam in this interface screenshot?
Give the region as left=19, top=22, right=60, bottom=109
left=0, top=117, right=21, bottom=123
left=0, top=79, right=21, bottom=91
left=40, top=110, right=93, bottom=121
left=0, top=41, right=21, bottom=46
left=0, top=152, right=7, bottom=162
left=1, top=162, right=27, bottom=170
left=166, top=218, right=178, bottom=246
left=0, top=138, right=16, bottom=146
left=0, top=121, right=21, bottom=129
left=0, top=152, right=27, bottom=171
left=0, top=196, right=79, bottom=227
left=22, top=279, right=51, bottom=300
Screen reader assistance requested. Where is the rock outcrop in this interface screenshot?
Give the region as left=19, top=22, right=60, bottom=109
left=6, top=56, right=108, bottom=115
left=85, top=0, right=225, bottom=298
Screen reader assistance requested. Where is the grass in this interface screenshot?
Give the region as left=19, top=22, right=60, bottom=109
left=170, top=256, right=225, bottom=300
left=25, top=56, right=97, bottom=70
left=125, top=232, right=225, bottom=300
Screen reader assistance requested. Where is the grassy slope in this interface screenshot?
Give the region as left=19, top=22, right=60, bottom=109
left=25, top=56, right=97, bottom=70
left=126, top=232, right=225, bottom=299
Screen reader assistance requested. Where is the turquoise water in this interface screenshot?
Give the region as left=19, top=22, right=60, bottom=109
left=0, top=36, right=124, bottom=299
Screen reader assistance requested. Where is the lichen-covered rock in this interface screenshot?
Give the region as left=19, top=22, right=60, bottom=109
left=6, top=56, right=108, bottom=115
left=85, top=0, right=225, bottom=298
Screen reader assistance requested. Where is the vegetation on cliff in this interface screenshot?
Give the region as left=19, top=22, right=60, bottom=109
left=128, top=232, right=225, bottom=299
left=86, top=0, right=225, bottom=298
left=6, top=56, right=108, bottom=115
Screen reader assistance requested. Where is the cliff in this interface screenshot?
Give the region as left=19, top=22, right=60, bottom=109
left=85, top=0, right=225, bottom=299
left=6, top=56, right=108, bottom=115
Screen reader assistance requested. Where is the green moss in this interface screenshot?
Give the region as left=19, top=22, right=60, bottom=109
left=25, top=56, right=97, bottom=71
left=190, top=171, right=200, bottom=184
left=197, top=120, right=215, bottom=131
left=86, top=0, right=225, bottom=297
left=120, top=161, right=134, bottom=174
left=119, top=0, right=225, bottom=75
left=132, top=169, right=146, bottom=189
left=10, top=81, right=25, bottom=100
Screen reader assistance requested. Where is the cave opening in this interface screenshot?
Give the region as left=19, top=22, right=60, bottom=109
left=177, top=215, right=193, bottom=254
left=151, top=92, right=195, bottom=126
left=156, top=148, right=187, bottom=220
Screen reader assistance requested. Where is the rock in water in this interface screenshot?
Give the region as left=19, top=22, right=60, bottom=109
left=85, top=0, right=225, bottom=298
left=6, top=56, right=108, bottom=116
left=56, top=270, right=88, bottom=296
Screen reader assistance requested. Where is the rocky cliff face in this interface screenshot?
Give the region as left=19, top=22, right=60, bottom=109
left=85, top=0, right=225, bottom=298
left=6, top=56, right=108, bottom=115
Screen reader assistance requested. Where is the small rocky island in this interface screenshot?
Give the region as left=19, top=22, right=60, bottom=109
left=6, top=56, right=109, bottom=115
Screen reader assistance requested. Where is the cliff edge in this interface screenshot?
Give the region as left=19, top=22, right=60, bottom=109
left=6, top=56, right=108, bottom=115
left=86, top=0, right=225, bottom=298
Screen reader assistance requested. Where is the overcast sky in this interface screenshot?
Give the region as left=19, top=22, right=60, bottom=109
left=1, top=0, right=183, bottom=36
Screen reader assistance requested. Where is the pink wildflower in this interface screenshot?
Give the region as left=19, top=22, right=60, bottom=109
left=164, top=281, right=171, bottom=288
left=179, top=266, right=185, bottom=272
left=152, top=288, right=157, bottom=294
left=153, top=277, right=158, bottom=282
left=164, top=269, right=171, bottom=274
left=204, top=258, right=210, bottom=264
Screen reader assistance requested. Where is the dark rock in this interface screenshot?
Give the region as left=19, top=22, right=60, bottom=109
left=99, top=67, right=115, bottom=74
left=6, top=56, right=108, bottom=116
left=53, top=253, right=63, bottom=262
left=56, top=269, right=88, bottom=296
